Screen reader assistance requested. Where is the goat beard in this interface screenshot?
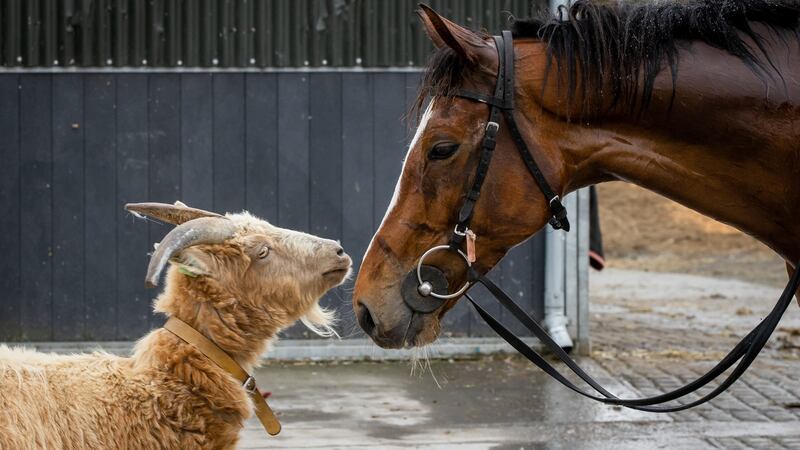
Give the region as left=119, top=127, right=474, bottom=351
left=300, top=303, right=338, bottom=338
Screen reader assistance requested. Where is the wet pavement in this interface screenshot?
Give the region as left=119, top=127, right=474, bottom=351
left=241, top=269, right=800, bottom=449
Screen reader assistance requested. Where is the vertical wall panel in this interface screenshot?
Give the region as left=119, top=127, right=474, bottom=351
left=372, top=73, right=407, bottom=226
left=41, top=0, right=57, bottom=66
left=147, top=74, right=180, bottom=328
left=276, top=73, right=309, bottom=230
left=19, top=75, right=52, bottom=341
left=341, top=73, right=374, bottom=277
left=340, top=72, right=374, bottom=338
left=148, top=75, right=181, bottom=203
left=130, top=0, right=145, bottom=66
left=147, top=0, right=164, bottom=67
left=183, top=0, right=199, bottom=66
left=116, top=74, right=151, bottom=340
left=3, top=0, right=21, bottom=67
left=309, top=72, right=345, bottom=328
left=212, top=73, right=246, bottom=212
left=0, top=75, right=21, bottom=340
left=180, top=74, right=214, bottom=211
left=218, top=0, right=235, bottom=67
left=84, top=74, right=117, bottom=340
left=164, top=0, right=180, bottom=67
left=23, top=0, right=40, bottom=66
left=113, top=0, right=130, bottom=67
left=253, top=0, right=272, bottom=67
left=96, top=0, right=112, bottom=66
left=60, top=0, right=77, bottom=66
left=78, top=0, right=95, bottom=67
left=309, top=73, right=343, bottom=240
left=52, top=75, right=85, bottom=340
left=245, top=73, right=278, bottom=221
left=500, top=241, right=534, bottom=335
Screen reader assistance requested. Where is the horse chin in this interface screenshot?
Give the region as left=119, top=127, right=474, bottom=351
left=406, top=312, right=442, bottom=348
left=364, top=300, right=444, bottom=349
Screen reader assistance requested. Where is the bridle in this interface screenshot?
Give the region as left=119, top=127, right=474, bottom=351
left=412, top=30, right=568, bottom=303
left=404, top=31, right=800, bottom=411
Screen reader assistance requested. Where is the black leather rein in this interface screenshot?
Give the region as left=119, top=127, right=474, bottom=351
left=415, top=30, right=800, bottom=412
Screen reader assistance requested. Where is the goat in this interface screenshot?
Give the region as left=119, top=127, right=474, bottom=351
left=0, top=202, right=351, bottom=449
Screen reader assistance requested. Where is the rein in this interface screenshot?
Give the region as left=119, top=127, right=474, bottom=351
left=163, top=317, right=282, bottom=435
left=410, top=30, right=800, bottom=411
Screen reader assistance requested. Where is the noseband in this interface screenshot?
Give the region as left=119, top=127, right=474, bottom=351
left=403, top=31, right=800, bottom=412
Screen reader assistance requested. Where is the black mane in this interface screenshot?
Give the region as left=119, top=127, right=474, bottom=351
left=418, top=0, right=800, bottom=117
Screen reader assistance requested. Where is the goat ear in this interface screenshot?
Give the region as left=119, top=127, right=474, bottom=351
left=417, top=4, right=486, bottom=64
left=170, top=247, right=214, bottom=278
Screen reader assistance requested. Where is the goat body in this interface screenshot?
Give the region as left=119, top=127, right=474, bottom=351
left=0, top=205, right=351, bottom=449
left=0, top=332, right=249, bottom=449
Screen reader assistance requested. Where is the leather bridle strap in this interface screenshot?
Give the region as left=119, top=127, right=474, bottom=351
left=502, top=108, right=569, bottom=230
left=466, top=261, right=800, bottom=411
left=450, top=30, right=569, bottom=248
left=163, top=317, right=282, bottom=435
left=450, top=35, right=506, bottom=247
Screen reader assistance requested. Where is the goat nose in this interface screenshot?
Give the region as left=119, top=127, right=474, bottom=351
left=355, top=300, right=377, bottom=337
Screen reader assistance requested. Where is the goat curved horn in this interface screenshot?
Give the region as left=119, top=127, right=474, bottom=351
left=145, top=217, right=236, bottom=288
left=125, top=201, right=222, bottom=225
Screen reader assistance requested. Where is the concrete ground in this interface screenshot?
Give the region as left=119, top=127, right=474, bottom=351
left=241, top=268, right=800, bottom=449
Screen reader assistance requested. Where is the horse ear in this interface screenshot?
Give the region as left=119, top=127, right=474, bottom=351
left=417, top=4, right=486, bottom=64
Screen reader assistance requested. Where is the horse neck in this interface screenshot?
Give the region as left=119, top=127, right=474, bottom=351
left=515, top=40, right=800, bottom=262
left=555, top=98, right=800, bottom=263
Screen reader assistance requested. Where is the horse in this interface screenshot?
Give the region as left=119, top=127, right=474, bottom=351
left=352, top=0, right=800, bottom=350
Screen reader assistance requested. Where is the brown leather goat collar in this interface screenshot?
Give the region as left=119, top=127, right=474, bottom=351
left=163, top=317, right=282, bottom=436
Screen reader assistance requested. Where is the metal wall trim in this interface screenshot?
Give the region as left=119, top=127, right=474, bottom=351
left=0, top=66, right=425, bottom=74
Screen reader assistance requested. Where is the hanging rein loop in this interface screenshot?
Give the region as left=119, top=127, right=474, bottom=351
left=466, top=262, right=800, bottom=412
left=414, top=30, right=800, bottom=411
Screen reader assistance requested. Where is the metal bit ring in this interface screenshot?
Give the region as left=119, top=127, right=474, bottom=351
left=416, top=245, right=471, bottom=300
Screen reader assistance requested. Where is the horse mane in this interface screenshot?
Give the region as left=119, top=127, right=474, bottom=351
left=416, top=0, right=800, bottom=118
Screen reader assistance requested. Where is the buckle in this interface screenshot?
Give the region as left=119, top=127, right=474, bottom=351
left=486, top=121, right=499, bottom=134
left=243, top=375, right=258, bottom=393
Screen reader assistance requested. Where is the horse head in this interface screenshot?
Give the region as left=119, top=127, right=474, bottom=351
left=352, top=6, right=569, bottom=348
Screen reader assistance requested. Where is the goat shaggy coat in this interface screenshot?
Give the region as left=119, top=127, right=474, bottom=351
left=0, top=210, right=349, bottom=449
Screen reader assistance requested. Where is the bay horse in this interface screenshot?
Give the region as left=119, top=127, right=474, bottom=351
left=353, top=0, right=800, bottom=351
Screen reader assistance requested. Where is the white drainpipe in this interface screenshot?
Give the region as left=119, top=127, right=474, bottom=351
left=544, top=223, right=574, bottom=351
left=542, top=0, right=574, bottom=353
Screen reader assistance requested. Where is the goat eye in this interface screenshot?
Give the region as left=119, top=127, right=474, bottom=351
left=257, top=247, right=270, bottom=259
left=428, top=143, right=459, bottom=160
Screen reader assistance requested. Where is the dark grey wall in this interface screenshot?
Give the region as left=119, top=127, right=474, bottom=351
left=0, top=71, right=543, bottom=342
left=0, top=0, right=541, bottom=68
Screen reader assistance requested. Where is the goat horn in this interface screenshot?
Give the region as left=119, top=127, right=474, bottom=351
left=125, top=201, right=222, bottom=225
left=145, top=217, right=236, bottom=288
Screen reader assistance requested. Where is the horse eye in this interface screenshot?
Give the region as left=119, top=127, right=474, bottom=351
left=257, top=247, right=270, bottom=259
left=428, top=143, right=459, bottom=160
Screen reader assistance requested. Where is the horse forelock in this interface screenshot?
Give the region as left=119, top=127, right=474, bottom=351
left=412, top=47, right=472, bottom=123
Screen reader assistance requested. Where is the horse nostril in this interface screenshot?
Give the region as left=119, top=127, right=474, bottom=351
left=336, top=246, right=345, bottom=257
left=356, top=301, right=376, bottom=336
